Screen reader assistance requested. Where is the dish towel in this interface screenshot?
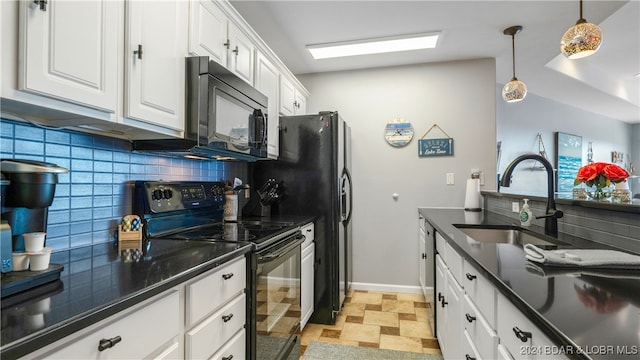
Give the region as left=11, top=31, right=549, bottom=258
left=524, top=244, right=640, bottom=269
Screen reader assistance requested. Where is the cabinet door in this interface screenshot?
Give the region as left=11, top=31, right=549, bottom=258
left=19, top=0, right=119, bottom=112
left=294, top=90, right=306, bottom=115
left=227, top=22, right=254, bottom=85
left=125, top=0, right=187, bottom=132
left=419, top=227, right=427, bottom=298
left=301, top=242, right=315, bottom=329
left=255, top=52, right=280, bottom=158
left=279, top=76, right=295, bottom=116
left=444, top=269, right=464, bottom=360
left=188, top=0, right=228, bottom=67
left=435, top=254, right=447, bottom=350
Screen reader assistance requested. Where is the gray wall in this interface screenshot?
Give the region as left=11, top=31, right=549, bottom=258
left=299, top=58, right=497, bottom=290
left=497, top=87, right=634, bottom=197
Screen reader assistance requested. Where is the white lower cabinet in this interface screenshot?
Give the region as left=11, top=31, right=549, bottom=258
left=210, top=329, right=246, bottom=360
left=20, top=256, right=248, bottom=360
left=430, top=225, right=564, bottom=360
left=185, top=256, right=247, bottom=359
left=463, top=294, right=498, bottom=360
left=21, top=290, right=181, bottom=359
left=497, top=293, right=566, bottom=360
left=185, top=294, right=246, bottom=359
left=301, top=222, right=315, bottom=329
left=444, top=269, right=464, bottom=360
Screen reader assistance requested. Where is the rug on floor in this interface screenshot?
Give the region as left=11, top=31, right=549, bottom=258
left=302, top=341, right=444, bottom=360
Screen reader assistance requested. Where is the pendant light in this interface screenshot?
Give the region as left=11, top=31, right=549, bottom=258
left=560, top=0, right=602, bottom=59
left=502, top=25, right=527, bottom=103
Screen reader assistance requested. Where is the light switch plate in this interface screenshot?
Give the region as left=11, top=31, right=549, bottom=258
left=446, top=173, right=455, bottom=185
left=512, top=202, right=520, bottom=213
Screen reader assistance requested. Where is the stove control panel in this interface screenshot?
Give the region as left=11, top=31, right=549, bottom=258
left=135, top=181, right=226, bottom=214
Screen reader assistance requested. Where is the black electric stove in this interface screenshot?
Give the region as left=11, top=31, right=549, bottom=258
left=133, top=181, right=300, bottom=248
left=133, top=181, right=304, bottom=360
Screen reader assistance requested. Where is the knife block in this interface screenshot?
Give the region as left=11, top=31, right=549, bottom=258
left=241, top=196, right=271, bottom=218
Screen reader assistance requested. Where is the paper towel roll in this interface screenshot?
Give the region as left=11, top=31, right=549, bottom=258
left=464, top=178, right=481, bottom=211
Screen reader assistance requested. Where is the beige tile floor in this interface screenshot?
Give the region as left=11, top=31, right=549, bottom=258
left=300, top=290, right=441, bottom=356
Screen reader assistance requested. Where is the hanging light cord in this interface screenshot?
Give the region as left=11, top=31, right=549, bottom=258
left=511, top=34, right=517, bottom=80
left=577, top=0, right=586, bottom=23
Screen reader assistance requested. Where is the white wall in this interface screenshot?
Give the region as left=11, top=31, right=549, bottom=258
left=497, top=87, right=634, bottom=196
left=298, top=59, right=496, bottom=289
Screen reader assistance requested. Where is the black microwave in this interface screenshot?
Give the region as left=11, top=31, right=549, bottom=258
left=133, top=56, right=268, bottom=161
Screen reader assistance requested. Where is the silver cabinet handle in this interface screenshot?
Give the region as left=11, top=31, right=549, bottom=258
left=232, top=46, right=239, bottom=55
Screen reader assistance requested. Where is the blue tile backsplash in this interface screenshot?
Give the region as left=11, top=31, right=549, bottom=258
left=1, top=119, right=247, bottom=252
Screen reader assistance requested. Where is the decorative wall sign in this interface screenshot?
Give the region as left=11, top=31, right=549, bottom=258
left=555, top=132, right=582, bottom=194
left=418, top=124, right=454, bottom=157
left=384, top=119, right=414, bottom=147
left=612, top=151, right=623, bottom=163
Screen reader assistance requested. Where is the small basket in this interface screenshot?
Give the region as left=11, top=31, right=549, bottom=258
left=118, top=215, right=143, bottom=254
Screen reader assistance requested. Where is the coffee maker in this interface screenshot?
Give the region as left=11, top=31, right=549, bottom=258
left=1, top=159, right=68, bottom=271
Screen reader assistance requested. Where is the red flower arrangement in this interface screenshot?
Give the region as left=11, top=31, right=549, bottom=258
left=574, top=162, right=630, bottom=199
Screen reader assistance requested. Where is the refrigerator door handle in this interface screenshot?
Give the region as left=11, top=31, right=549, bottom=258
left=341, top=168, right=353, bottom=223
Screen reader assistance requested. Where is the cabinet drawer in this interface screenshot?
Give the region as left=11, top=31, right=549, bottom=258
left=210, top=329, right=246, bottom=360
left=301, top=222, right=314, bottom=249
left=32, top=290, right=180, bottom=359
left=462, top=261, right=496, bottom=328
left=463, top=295, right=498, bottom=360
left=186, top=294, right=246, bottom=360
left=445, top=242, right=463, bottom=286
left=187, top=257, right=246, bottom=326
left=461, top=329, right=481, bottom=360
left=497, top=293, right=563, bottom=360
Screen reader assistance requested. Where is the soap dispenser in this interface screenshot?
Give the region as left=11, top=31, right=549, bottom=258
left=519, top=199, right=532, bottom=227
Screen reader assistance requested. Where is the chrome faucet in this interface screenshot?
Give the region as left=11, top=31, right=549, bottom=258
left=499, top=154, right=563, bottom=237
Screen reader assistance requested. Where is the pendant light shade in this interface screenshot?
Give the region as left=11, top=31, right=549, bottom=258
left=502, top=25, right=527, bottom=103
left=560, top=0, right=602, bottom=59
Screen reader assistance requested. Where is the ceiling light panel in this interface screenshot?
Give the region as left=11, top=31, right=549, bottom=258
left=307, top=33, right=440, bottom=59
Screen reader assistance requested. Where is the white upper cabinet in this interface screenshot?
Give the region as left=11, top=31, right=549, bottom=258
left=280, top=75, right=307, bottom=116
left=18, top=0, right=119, bottom=113
left=188, top=0, right=255, bottom=85
left=255, top=51, right=280, bottom=158
left=227, top=22, right=255, bottom=85
left=188, top=0, right=228, bottom=67
left=125, top=0, right=187, bottom=132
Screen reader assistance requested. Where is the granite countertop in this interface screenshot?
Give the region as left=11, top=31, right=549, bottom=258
left=420, top=208, right=640, bottom=360
left=0, top=215, right=315, bottom=358
left=0, top=239, right=253, bottom=359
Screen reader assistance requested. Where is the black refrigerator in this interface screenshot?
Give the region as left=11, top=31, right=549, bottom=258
left=251, top=111, right=352, bottom=325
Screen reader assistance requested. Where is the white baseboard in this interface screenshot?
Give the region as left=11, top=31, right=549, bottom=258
left=351, top=282, right=434, bottom=295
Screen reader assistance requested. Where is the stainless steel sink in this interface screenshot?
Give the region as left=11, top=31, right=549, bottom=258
left=454, top=226, right=562, bottom=246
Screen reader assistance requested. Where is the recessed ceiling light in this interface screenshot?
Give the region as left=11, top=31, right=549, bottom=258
left=306, top=32, right=440, bottom=60
left=635, top=73, right=640, bottom=78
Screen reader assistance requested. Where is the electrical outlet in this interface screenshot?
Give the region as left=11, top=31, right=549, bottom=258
left=512, top=202, right=520, bottom=213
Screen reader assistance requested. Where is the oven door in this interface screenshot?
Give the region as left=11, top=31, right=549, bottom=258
left=253, top=232, right=304, bottom=360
